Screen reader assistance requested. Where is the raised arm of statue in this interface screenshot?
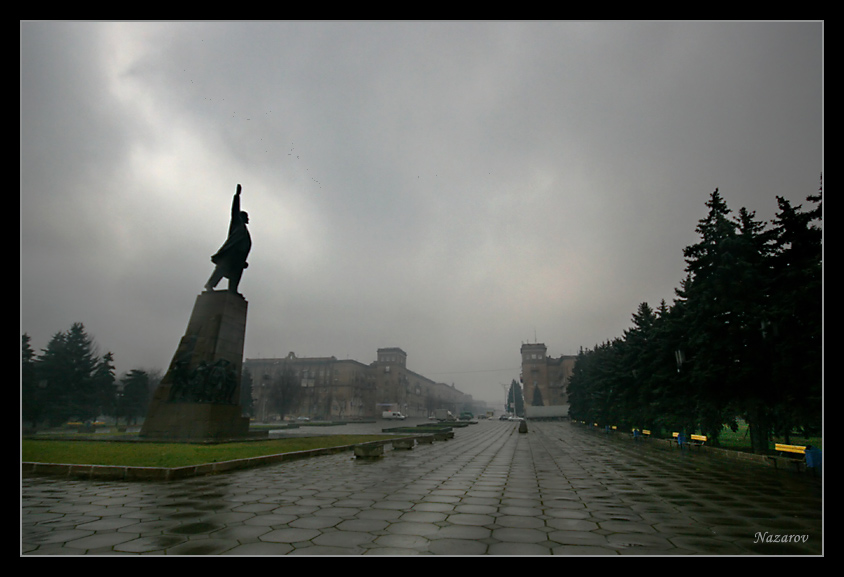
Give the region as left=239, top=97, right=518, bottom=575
left=229, top=184, right=244, bottom=234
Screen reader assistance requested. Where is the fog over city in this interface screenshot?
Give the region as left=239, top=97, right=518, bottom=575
left=20, top=21, right=822, bottom=406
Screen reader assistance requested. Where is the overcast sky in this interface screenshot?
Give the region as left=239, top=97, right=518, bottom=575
left=20, top=21, right=822, bottom=406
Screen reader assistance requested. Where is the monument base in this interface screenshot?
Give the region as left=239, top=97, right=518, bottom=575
left=140, top=291, right=252, bottom=442
left=139, top=403, right=250, bottom=442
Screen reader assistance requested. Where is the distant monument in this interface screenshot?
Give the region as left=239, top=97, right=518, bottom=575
left=141, top=184, right=256, bottom=441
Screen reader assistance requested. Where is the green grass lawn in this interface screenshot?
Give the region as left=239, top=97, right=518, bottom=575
left=714, top=421, right=821, bottom=452
left=22, top=435, right=393, bottom=469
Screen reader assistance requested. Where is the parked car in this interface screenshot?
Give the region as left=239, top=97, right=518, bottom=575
left=382, top=411, right=406, bottom=420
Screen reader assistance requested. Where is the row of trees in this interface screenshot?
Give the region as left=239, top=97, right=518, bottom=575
left=567, top=182, right=822, bottom=454
left=22, top=322, right=258, bottom=429
left=21, top=323, right=158, bottom=428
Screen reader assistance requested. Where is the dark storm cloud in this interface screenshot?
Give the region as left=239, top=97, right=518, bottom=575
left=20, top=21, right=822, bottom=404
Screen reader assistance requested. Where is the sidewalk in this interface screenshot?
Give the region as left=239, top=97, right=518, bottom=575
left=21, top=419, right=822, bottom=555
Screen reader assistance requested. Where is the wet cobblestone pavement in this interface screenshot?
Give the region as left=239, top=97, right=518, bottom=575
left=22, top=420, right=822, bottom=555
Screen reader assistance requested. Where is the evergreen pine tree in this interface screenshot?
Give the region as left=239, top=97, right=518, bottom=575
left=93, top=351, right=117, bottom=421
left=22, top=334, right=42, bottom=428
left=35, top=330, right=72, bottom=426
left=119, top=369, right=151, bottom=426
left=767, top=180, right=822, bottom=437
left=63, top=323, right=100, bottom=422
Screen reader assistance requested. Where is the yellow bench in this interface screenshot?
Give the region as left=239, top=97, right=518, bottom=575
left=775, top=443, right=805, bottom=455
left=690, top=434, right=708, bottom=446
left=768, top=443, right=822, bottom=475
left=671, top=432, right=707, bottom=449
left=769, top=443, right=807, bottom=472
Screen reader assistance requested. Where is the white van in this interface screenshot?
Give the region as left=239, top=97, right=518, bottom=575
left=382, top=411, right=406, bottom=420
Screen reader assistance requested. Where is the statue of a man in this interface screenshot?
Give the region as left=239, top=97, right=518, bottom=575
left=205, top=184, right=251, bottom=295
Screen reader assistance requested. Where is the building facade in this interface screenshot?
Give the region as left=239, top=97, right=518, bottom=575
left=520, top=343, right=576, bottom=413
left=245, top=347, right=472, bottom=421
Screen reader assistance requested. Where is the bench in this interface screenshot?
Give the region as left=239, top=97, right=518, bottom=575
left=631, top=429, right=651, bottom=441
left=353, top=442, right=385, bottom=459
left=767, top=443, right=816, bottom=473
left=354, top=437, right=417, bottom=458
left=689, top=434, right=707, bottom=448
left=671, top=432, right=707, bottom=449
left=391, top=438, right=415, bottom=450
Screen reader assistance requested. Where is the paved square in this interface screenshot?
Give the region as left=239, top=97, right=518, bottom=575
left=22, top=420, right=822, bottom=555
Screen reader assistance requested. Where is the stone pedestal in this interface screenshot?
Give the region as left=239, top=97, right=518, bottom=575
left=140, top=291, right=251, bottom=441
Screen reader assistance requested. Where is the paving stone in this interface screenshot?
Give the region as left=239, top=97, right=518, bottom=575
left=446, top=513, right=496, bottom=526
left=363, top=547, right=425, bottom=555
left=168, top=521, right=225, bottom=535
left=491, top=527, right=550, bottom=544
left=495, top=515, right=546, bottom=529
left=24, top=528, right=95, bottom=545
left=163, top=538, right=240, bottom=555
left=113, top=534, right=188, bottom=553
left=220, top=541, right=294, bottom=555
left=547, top=530, right=613, bottom=547
left=259, top=527, right=321, bottom=543
left=428, top=538, right=488, bottom=555
left=289, top=545, right=363, bottom=555
left=498, top=505, right=543, bottom=517
left=73, top=517, right=141, bottom=531
left=605, top=532, right=675, bottom=550
left=546, top=518, right=599, bottom=531
left=399, top=511, right=448, bottom=523
left=453, top=504, right=497, bottom=515
left=387, top=521, right=441, bottom=536
left=487, top=542, right=552, bottom=555
left=289, top=515, right=343, bottom=529
left=374, top=533, right=431, bottom=550
left=337, top=518, right=390, bottom=532
left=63, top=532, right=138, bottom=551
left=212, top=524, right=272, bottom=541
left=312, top=530, right=375, bottom=548
left=551, top=544, right=619, bottom=555
left=433, top=526, right=491, bottom=542
left=412, top=502, right=455, bottom=513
